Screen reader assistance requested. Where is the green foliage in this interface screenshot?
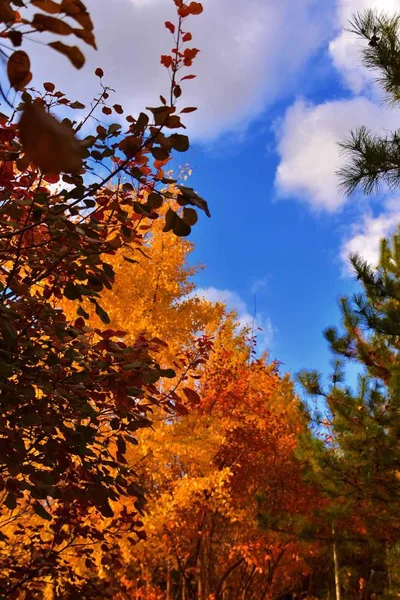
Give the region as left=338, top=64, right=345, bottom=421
left=339, top=10, right=400, bottom=196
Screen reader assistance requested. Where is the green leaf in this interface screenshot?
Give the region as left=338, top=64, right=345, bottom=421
left=159, top=368, right=176, bottom=379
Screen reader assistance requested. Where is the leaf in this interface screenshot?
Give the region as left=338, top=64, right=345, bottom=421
left=43, top=81, right=55, bottom=92
left=182, top=207, right=198, bottom=226
left=94, top=301, right=110, bottom=324
left=33, top=502, right=52, bottom=521
left=170, top=133, right=189, bottom=152
left=152, top=146, right=169, bottom=161
left=32, top=13, right=74, bottom=34
left=95, top=67, right=103, bottom=78
left=61, top=0, right=93, bottom=30
left=181, top=107, right=197, bottom=113
left=119, top=135, right=142, bottom=158
left=7, top=51, right=31, bottom=90
left=173, top=214, right=191, bottom=237
left=48, top=41, right=85, bottom=68
left=5, top=493, right=16, bottom=510
left=147, top=192, right=163, bottom=209
left=73, top=26, right=96, bottom=49
left=69, top=100, right=85, bottom=109
left=183, top=387, right=201, bottom=404
left=8, top=30, right=22, bottom=46
left=165, top=21, right=175, bottom=33
left=31, top=0, right=61, bottom=14
left=99, top=501, right=114, bottom=518
left=163, top=208, right=176, bottom=233
left=113, top=104, right=123, bottom=114
left=19, top=102, right=83, bottom=174
left=0, top=0, right=15, bottom=23
left=159, top=368, right=175, bottom=379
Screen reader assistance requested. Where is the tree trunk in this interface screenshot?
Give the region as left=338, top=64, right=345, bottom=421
left=332, top=524, right=341, bottom=600
left=167, top=561, right=172, bottom=600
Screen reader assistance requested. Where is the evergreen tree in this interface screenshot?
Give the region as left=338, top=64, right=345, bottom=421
left=339, top=10, right=400, bottom=195
left=298, top=231, right=400, bottom=595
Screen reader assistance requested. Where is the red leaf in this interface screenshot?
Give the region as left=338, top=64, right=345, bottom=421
left=161, top=55, right=173, bottom=69
left=182, top=32, right=192, bottom=42
left=165, top=21, right=175, bottom=34
left=43, top=173, right=60, bottom=184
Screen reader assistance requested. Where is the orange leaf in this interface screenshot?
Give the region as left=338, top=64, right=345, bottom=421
left=30, top=0, right=61, bottom=14
left=48, top=41, right=85, bottom=68
left=60, top=0, right=93, bottom=31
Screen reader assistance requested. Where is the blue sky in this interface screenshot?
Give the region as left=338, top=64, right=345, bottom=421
left=24, top=0, right=400, bottom=387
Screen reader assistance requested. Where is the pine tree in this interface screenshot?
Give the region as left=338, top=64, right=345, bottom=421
left=298, top=230, right=400, bottom=596
left=339, top=10, right=400, bottom=195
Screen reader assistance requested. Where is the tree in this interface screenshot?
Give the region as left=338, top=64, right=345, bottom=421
left=298, top=230, right=400, bottom=597
left=81, top=320, right=322, bottom=600
left=0, top=0, right=209, bottom=596
left=339, top=9, right=400, bottom=196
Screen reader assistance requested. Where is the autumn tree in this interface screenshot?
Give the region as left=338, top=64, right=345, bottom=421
left=72, top=316, right=323, bottom=600
left=0, top=0, right=209, bottom=596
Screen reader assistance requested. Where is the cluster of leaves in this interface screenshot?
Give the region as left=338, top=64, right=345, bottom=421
left=0, top=0, right=213, bottom=596
left=61, top=316, right=324, bottom=600
left=1, top=0, right=95, bottom=93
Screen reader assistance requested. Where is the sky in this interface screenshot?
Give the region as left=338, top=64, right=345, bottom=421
left=22, top=0, right=400, bottom=389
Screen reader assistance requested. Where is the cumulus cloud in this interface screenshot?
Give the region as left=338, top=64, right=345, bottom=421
left=329, top=0, right=400, bottom=94
left=26, top=0, right=332, bottom=141
left=340, top=198, right=400, bottom=272
left=193, top=287, right=274, bottom=349
left=275, top=97, right=400, bottom=212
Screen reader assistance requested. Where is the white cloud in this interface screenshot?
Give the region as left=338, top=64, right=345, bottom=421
left=193, top=287, right=274, bottom=350
left=329, top=0, right=400, bottom=94
left=26, top=0, right=332, bottom=141
left=250, top=277, right=268, bottom=295
left=340, top=198, right=400, bottom=271
left=275, top=97, right=400, bottom=212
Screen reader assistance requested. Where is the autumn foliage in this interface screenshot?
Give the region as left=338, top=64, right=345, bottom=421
left=0, top=1, right=397, bottom=599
